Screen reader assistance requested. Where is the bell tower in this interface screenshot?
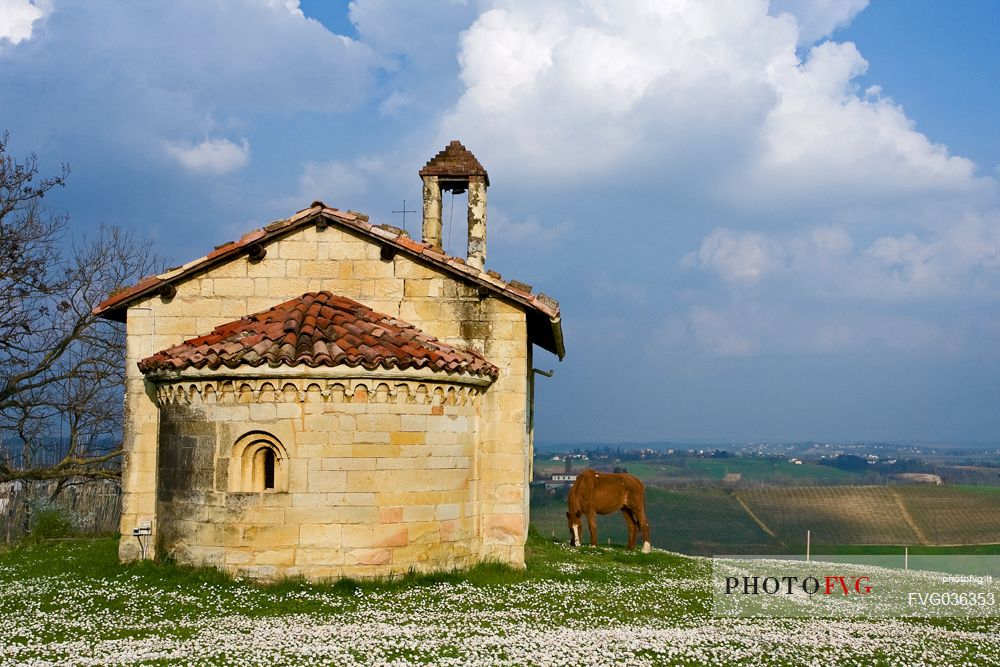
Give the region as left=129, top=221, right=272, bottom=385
left=419, top=140, right=490, bottom=270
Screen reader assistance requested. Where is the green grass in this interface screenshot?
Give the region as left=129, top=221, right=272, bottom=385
left=682, top=458, right=855, bottom=483
left=0, top=531, right=696, bottom=619
left=1, top=536, right=998, bottom=665
left=531, top=485, right=775, bottom=555
left=793, top=543, right=1000, bottom=556
left=0, top=534, right=702, bottom=645
left=604, top=461, right=661, bottom=477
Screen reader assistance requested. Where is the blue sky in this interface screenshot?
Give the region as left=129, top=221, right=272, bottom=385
left=2, top=0, right=998, bottom=445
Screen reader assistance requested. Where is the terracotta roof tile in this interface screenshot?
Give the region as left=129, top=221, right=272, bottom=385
left=138, top=291, right=499, bottom=380
left=396, top=237, right=425, bottom=253
left=240, top=229, right=267, bottom=244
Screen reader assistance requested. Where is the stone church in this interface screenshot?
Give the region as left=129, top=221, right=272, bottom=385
left=95, top=141, right=564, bottom=580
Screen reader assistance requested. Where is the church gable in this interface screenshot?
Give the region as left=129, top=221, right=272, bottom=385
left=95, top=202, right=563, bottom=359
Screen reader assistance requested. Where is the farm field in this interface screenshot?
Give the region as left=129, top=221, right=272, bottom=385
left=532, top=483, right=1000, bottom=555
left=1, top=537, right=998, bottom=666
left=737, top=485, right=1000, bottom=547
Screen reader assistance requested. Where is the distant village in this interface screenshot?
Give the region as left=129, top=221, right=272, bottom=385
left=533, top=441, right=1000, bottom=489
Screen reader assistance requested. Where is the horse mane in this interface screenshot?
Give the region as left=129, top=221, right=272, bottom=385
left=568, top=468, right=599, bottom=514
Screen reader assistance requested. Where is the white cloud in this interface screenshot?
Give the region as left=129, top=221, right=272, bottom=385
left=490, top=210, right=572, bottom=246
left=587, top=272, right=647, bottom=306
left=688, top=212, right=1000, bottom=300
left=379, top=91, right=414, bottom=117
left=349, top=0, right=476, bottom=67
left=859, top=212, right=1000, bottom=298
left=347, top=0, right=483, bottom=125
left=0, top=1, right=382, bottom=166
left=668, top=303, right=956, bottom=358
left=752, top=40, right=981, bottom=200
left=0, top=0, right=47, bottom=44
left=811, top=226, right=853, bottom=256
left=687, top=229, right=783, bottom=284
left=165, top=138, right=250, bottom=175
left=425, top=0, right=1000, bottom=362
left=299, top=160, right=369, bottom=201
left=768, top=0, right=869, bottom=45
left=687, top=306, right=760, bottom=356
left=441, top=1, right=792, bottom=181
left=296, top=156, right=390, bottom=208
left=266, top=0, right=304, bottom=18
left=126, top=3, right=378, bottom=114
left=438, top=0, right=989, bottom=206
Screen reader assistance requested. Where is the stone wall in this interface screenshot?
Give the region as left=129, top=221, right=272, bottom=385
left=155, top=375, right=482, bottom=580
left=120, top=221, right=531, bottom=572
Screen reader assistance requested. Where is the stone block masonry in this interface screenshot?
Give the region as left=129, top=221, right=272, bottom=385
left=152, top=375, right=485, bottom=579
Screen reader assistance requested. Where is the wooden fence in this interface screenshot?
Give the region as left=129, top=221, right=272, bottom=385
left=0, top=479, right=122, bottom=543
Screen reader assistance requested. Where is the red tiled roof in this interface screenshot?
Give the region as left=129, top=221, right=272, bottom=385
left=418, top=140, right=490, bottom=187
left=94, top=202, right=564, bottom=358
left=138, top=291, right=499, bottom=379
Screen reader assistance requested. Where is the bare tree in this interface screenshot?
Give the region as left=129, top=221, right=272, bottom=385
left=0, top=131, right=157, bottom=497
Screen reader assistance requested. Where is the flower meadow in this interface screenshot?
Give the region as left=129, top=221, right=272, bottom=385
left=1, top=538, right=998, bottom=666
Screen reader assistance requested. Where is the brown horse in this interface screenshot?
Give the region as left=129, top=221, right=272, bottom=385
left=566, top=468, right=651, bottom=552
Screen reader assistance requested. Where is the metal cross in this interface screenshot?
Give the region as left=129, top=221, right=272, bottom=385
left=392, top=199, right=417, bottom=235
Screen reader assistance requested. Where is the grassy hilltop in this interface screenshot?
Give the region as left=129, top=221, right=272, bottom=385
left=1, top=536, right=997, bottom=666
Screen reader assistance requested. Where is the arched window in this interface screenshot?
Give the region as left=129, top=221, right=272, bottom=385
left=264, top=448, right=276, bottom=489
left=229, top=432, right=288, bottom=493
left=254, top=446, right=276, bottom=491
